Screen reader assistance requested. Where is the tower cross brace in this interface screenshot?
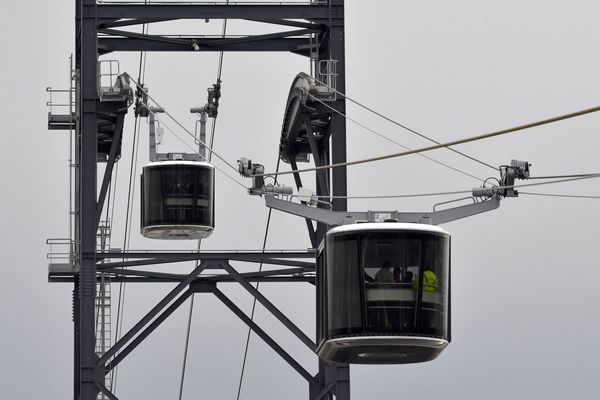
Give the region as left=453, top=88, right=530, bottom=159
left=71, top=1, right=348, bottom=399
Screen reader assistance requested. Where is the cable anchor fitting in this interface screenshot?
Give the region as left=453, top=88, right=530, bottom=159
left=500, top=159, right=531, bottom=197
left=134, top=84, right=149, bottom=118
left=238, top=157, right=292, bottom=196
left=473, top=159, right=531, bottom=199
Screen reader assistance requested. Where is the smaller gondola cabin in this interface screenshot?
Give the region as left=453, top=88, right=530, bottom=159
left=141, top=161, right=215, bottom=240
left=317, top=222, right=450, bottom=364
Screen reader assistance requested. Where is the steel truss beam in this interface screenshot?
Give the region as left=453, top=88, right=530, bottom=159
left=94, top=250, right=315, bottom=268
left=96, top=110, right=124, bottom=226
left=96, top=249, right=315, bottom=270
left=89, top=260, right=324, bottom=393
left=51, top=276, right=315, bottom=284
left=106, top=288, right=194, bottom=372
left=219, top=261, right=316, bottom=350
left=72, top=1, right=347, bottom=398
left=95, top=250, right=315, bottom=259
left=96, top=4, right=335, bottom=56
left=311, top=382, right=335, bottom=400
left=100, top=17, right=176, bottom=29
left=100, top=266, right=313, bottom=281
left=95, top=255, right=314, bottom=270
left=54, top=259, right=316, bottom=284
left=97, top=263, right=206, bottom=365
left=211, top=286, right=319, bottom=386
left=100, top=27, right=321, bottom=42
left=97, top=383, right=119, bottom=400
left=245, top=18, right=326, bottom=30
left=95, top=4, right=342, bottom=22
left=99, top=37, right=315, bottom=54
left=88, top=260, right=325, bottom=394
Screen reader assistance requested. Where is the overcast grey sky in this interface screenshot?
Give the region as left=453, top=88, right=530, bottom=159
left=2, top=1, right=600, bottom=399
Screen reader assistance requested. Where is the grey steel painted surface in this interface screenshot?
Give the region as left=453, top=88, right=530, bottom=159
left=78, top=1, right=99, bottom=398
left=106, top=289, right=194, bottom=372
left=69, top=1, right=347, bottom=399
left=220, top=261, right=316, bottom=351
left=211, top=286, right=319, bottom=386
left=265, top=193, right=501, bottom=227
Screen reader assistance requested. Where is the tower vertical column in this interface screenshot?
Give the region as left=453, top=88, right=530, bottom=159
left=74, top=1, right=82, bottom=398
left=315, top=1, right=350, bottom=399
left=79, top=0, right=99, bottom=398
left=329, top=0, right=347, bottom=214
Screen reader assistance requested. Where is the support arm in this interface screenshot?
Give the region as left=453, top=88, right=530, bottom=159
left=428, top=197, right=501, bottom=225
left=265, top=194, right=502, bottom=227
left=266, top=195, right=350, bottom=226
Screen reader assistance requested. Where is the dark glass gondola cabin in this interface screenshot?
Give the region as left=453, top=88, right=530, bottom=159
left=141, top=161, right=215, bottom=239
left=316, top=223, right=450, bottom=364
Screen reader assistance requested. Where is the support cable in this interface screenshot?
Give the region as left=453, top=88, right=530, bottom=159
left=285, top=173, right=600, bottom=200
left=313, top=77, right=498, bottom=171
left=111, top=114, right=140, bottom=393
left=109, top=162, right=119, bottom=227
left=116, top=98, right=144, bottom=392
left=153, top=115, right=248, bottom=190
left=177, top=241, right=201, bottom=400
left=123, top=72, right=240, bottom=174
left=179, top=9, right=229, bottom=399
left=236, top=158, right=281, bottom=400
left=527, top=173, right=599, bottom=180
left=111, top=13, right=150, bottom=393
left=253, top=105, right=600, bottom=177
left=207, top=8, right=228, bottom=153
left=308, top=93, right=486, bottom=182
left=520, top=192, right=600, bottom=199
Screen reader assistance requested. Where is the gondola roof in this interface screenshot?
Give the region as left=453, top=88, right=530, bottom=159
left=327, top=222, right=450, bottom=235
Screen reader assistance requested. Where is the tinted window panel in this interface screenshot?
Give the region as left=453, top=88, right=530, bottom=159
left=323, top=229, right=450, bottom=341
left=361, top=232, right=449, bottom=338
left=142, top=165, right=214, bottom=227
left=327, top=235, right=363, bottom=337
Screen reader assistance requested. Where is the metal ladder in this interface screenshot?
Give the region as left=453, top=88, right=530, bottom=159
left=95, top=221, right=112, bottom=400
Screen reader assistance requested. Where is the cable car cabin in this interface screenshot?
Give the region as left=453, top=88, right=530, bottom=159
left=316, top=223, right=450, bottom=364
left=141, top=161, right=215, bottom=239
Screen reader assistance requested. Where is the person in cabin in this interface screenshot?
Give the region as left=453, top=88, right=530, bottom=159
left=393, top=266, right=402, bottom=284
left=375, top=261, right=394, bottom=284
left=373, top=261, right=394, bottom=330
left=413, top=262, right=438, bottom=292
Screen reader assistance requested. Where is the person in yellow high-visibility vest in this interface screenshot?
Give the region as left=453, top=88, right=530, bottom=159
left=413, top=268, right=439, bottom=330
left=413, top=269, right=438, bottom=292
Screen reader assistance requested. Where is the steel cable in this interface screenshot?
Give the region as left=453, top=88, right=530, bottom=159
left=308, top=93, right=486, bottom=182
left=528, top=173, right=600, bottom=180
left=253, top=105, right=600, bottom=178
left=179, top=8, right=229, bottom=399
left=152, top=115, right=248, bottom=191
left=123, top=73, right=240, bottom=175
left=111, top=14, right=149, bottom=394
left=290, top=173, right=600, bottom=200
left=520, top=192, right=600, bottom=199
left=312, top=77, right=497, bottom=170
left=236, top=158, right=281, bottom=400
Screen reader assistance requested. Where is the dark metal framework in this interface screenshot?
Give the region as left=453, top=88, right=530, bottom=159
left=69, top=1, right=348, bottom=399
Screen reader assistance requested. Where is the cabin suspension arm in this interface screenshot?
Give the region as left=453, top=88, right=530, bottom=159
left=240, top=158, right=529, bottom=227
left=264, top=193, right=501, bottom=227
